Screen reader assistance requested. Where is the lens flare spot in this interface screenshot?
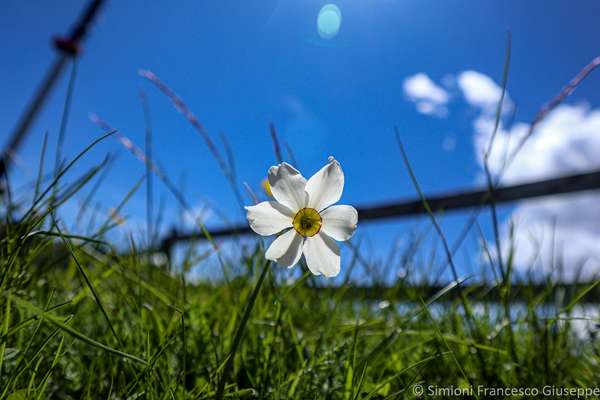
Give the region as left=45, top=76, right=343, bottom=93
left=317, top=4, right=342, bottom=39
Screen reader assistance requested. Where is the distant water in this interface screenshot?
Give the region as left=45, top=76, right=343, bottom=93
left=363, top=300, right=600, bottom=342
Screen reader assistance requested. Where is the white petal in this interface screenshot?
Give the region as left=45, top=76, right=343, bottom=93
left=265, top=229, right=304, bottom=267
left=268, top=162, right=307, bottom=212
left=305, top=157, right=344, bottom=211
left=245, top=201, right=294, bottom=236
left=321, top=205, right=358, bottom=241
left=303, top=232, right=340, bottom=277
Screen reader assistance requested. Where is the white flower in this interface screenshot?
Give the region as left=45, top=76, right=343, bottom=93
left=245, top=157, right=358, bottom=277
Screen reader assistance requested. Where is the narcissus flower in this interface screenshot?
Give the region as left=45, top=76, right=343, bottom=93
left=245, top=157, right=358, bottom=277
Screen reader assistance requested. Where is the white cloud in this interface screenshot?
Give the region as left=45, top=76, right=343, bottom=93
left=457, top=70, right=512, bottom=115
left=504, top=194, right=600, bottom=280
left=476, top=104, right=600, bottom=183
left=401, top=68, right=600, bottom=279
left=404, top=73, right=449, bottom=104
left=403, top=70, right=512, bottom=118
left=403, top=73, right=449, bottom=117
left=473, top=103, right=600, bottom=280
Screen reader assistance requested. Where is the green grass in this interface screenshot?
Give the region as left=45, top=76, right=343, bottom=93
left=1, top=163, right=599, bottom=398
left=2, top=53, right=600, bottom=398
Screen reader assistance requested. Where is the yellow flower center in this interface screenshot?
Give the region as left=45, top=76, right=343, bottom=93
left=293, top=208, right=322, bottom=237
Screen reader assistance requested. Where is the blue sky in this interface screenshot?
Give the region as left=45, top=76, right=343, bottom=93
left=2, top=0, right=600, bottom=281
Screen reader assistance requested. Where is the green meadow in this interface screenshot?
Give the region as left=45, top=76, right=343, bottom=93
left=1, top=130, right=599, bottom=398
